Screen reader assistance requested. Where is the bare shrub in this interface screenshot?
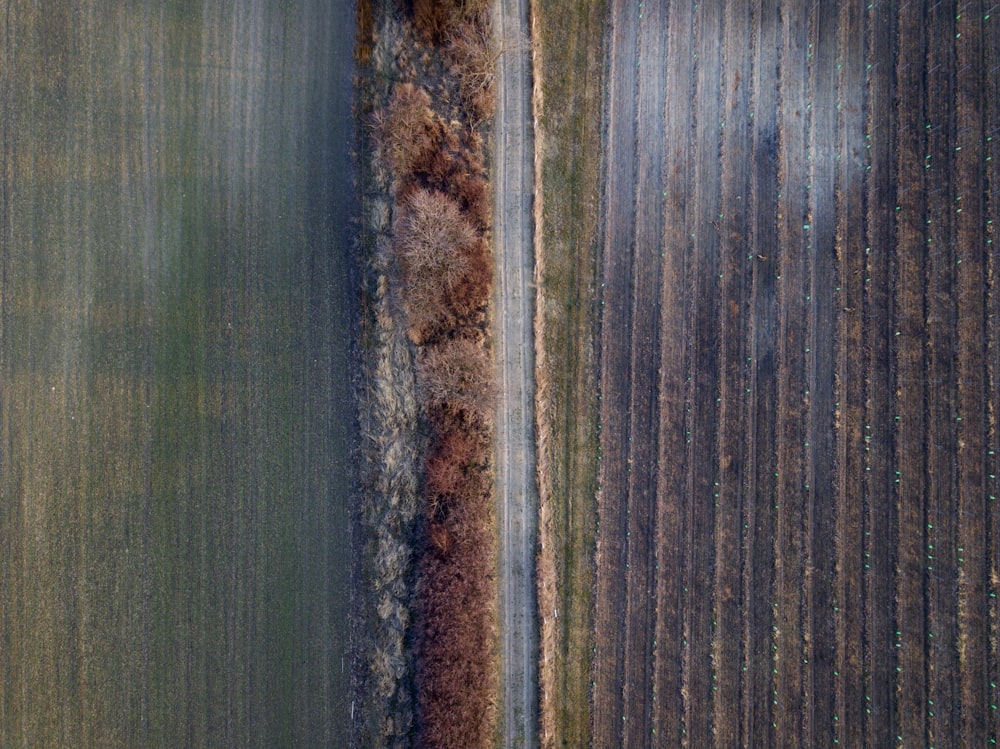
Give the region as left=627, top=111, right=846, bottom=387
left=416, top=337, right=495, bottom=416
left=413, top=0, right=491, bottom=43
left=394, top=189, right=479, bottom=341
left=379, top=83, right=443, bottom=182
left=447, top=19, right=497, bottom=122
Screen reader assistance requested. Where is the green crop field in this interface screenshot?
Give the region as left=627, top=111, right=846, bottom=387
left=0, top=3, right=357, bottom=746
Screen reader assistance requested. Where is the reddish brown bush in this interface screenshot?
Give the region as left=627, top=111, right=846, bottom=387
left=417, top=499, right=497, bottom=748
left=416, top=337, right=495, bottom=416
left=425, top=428, right=477, bottom=496
left=394, top=189, right=479, bottom=341
left=423, top=407, right=494, bottom=534
left=447, top=19, right=497, bottom=123
left=449, top=236, right=492, bottom=319
left=425, top=446, right=465, bottom=502
left=454, top=171, right=492, bottom=232
left=417, top=359, right=496, bottom=747
left=428, top=401, right=492, bottom=462
left=379, top=83, right=445, bottom=183
left=413, top=0, right=490, bottom=43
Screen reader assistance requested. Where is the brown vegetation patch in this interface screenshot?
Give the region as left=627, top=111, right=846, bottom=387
left=358, top=2, right=499, bottom=746
left=394, top=188, right=478, bottom=342
left=416, top=336, right=495, bottom=417
left=379, top=83, right=444, bottom=188
left=379, top=84, right=493, bottom=231
left=412, top=0, right=490, bottom=44
left=355, top=0, right=374, bottom=64
left=446, top=19, right=498, bottom=124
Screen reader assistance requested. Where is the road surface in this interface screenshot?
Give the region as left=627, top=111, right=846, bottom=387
left=493, top=0, right=538, bottom=746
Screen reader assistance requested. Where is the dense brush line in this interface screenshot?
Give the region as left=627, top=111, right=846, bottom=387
left=356, top=1, right=499, bottom=746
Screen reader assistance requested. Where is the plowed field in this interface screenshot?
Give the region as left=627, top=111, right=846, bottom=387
left=592, top=1, right=999, bottom=746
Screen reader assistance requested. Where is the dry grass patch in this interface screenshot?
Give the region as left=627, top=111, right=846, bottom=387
left=529, top=0, right=607, bottom=746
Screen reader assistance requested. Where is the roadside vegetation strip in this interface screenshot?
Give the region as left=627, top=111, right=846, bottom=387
left=528, top=0, right=606, bottom=744
left=353, top=6, right=423, bottom=744
left=355, top=1, right=498, bottom=746
left=527, top=6, right=555, bottom=747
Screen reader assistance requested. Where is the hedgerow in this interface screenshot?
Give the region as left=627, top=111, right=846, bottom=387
left=359, top=1, right=498, bottom=746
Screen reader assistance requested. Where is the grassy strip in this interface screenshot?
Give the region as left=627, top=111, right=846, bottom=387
left=355, top=1, right=498, bottom=746
left=529, top=0, right=606, bottom=745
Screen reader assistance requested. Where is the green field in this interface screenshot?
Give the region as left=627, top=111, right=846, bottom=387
left=0, top=3, right=356, bottom=746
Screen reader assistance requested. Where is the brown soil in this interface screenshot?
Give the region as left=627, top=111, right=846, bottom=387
left=591, top=1, right=999, bottom=746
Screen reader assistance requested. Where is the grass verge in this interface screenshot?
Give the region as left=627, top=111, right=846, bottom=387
left=529, top=0, right=607, bottom=746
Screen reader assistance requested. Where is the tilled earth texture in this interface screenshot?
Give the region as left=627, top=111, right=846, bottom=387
left=592, top=1, right=999, bottom=747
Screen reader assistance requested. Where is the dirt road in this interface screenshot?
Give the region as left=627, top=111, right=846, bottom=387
left=492, top=0, right=538, bottom=746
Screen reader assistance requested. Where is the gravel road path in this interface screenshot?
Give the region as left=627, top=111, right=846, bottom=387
left=493, top=0, right=538, bottom=745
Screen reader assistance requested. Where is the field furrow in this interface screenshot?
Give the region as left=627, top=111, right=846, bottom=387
left=862, top=3, right=900, bottom=745
left=988, top=11, right=1000, bottom=748
left=583, top=3, right=997, bottom=747
left=712, top=0, right=753, bottom=744
left=924, top=4, right=960, bottom=746
left=775, top=2, right=810, bottom=743
left=804, top=2, right=840, bottom=744
left=683, top=4, right=724, bottom=747
left=954, top=6, right=989, bottom=745
left=621, top=1, right=667, bottom=746
left=743, top=0, right=782, bottom=742
left=832, top=2, right=867, bottom=746
left=652, top=0, right=696, bottom=743
left=592, top=0, right=639, bottom=742
left=893, top=2, right=930, bottom=745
